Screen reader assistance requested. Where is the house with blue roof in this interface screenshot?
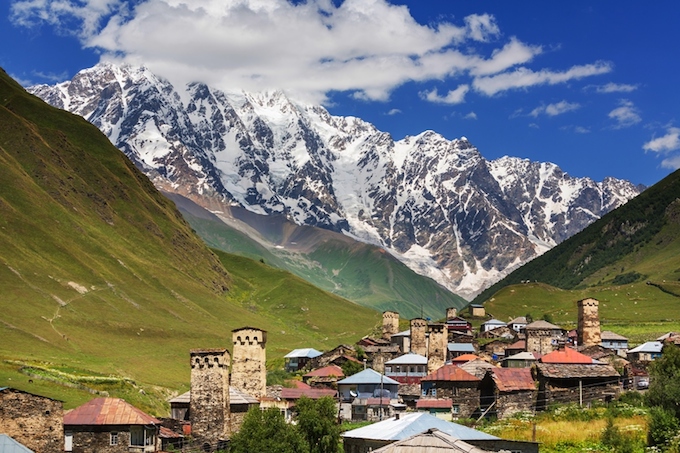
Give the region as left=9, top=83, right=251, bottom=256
left=627, top=341, right=664, bottom=362
left=284, top=348, right=323, bottom=372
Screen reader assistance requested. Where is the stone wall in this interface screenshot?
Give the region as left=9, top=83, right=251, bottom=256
left=190, top=348, right=230, bottom=444
left=382, top=311, right=400, bottom=340
left=0, top=388, right=64, bottom=453
left=69, top=428, right=131, bottom=453
left=539, top=380, right=620, bottom=409
left=427, top=324, right=447, bottom=374
left=578, top=298, right=601, bottom=347
left=446, top=307, right=457, bottom=320
left=526, top=329, right=559, bottom=354
left=231, top=327, right=267, bottom=398
left=496, top=391, right=536, bottom=419
left=432, top=384, right=479, bottom=418
left=410, top=318, right=427, bottom=356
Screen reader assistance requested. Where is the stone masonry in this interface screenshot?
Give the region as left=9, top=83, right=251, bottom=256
left=578, top=298, right=601, bottom=347
left=190, top=348, right=230, bottom=445
left=446, top=307, right=457, bottom=320
left=410, top=318, right=428, bottom=356
left=230, top=327, right=267, bottom=398
left=382, top=311, right=400, bottom=340
left=427, top=324, right=447, bottom=374
left=0, top=388, right=64, bottom=453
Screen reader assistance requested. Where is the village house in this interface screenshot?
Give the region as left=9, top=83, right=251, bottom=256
left=389, top=330, right=411, bottom=353
left=0, top=387, right=64, bottom=453
left=369, top=428, right=499, bottom=453
left=307, top=344, right=358, bottom=369
left=415, top=398, right=453, bottom=416
left=525, top=320, right=565, bottom=354
left=501, top=351, right=539, bottom=368
left=508, top=316, right=528, bottom=332
left=535, top=362, right=620, bottom=409
left=384, top=353, right=428, bottom=384
left=481, top=339, right=513, bottom=360
left=504, top=340, right=526, bottom=357
left=480, top=368, right=537, bottom=419
left=600, top=331, right=629, bottom=354
left=469, top=304, right=486, bottom=318
left=284, top=348, right=323, bottom=372
left=337, top=368, right=400, bottom=402
left=447, top=343, right=476, bottom=360
left=420, top=365, right=481, bottom=418
left=302, top=365, right=344, bottom=388
left=480, top=319, right=507, bottom=333
left=627, top=341, right=664, bottom=362
left=64, top=397, right=160, bottom=453
left=458, top=359, right=496, bottom=379
left=478, top=326, right=517, bottom=341
left=341, top=412, right=539, bottom=453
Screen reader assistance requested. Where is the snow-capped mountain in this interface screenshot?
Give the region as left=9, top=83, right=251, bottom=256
left=29, top=63, right=643, bottom=299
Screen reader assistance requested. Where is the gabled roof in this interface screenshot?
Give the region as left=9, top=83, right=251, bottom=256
left=64, top=398, right=160, bottom=426
left=506, top=340, right=526, bottom=350
left=337, top=368, right=400, bottom=386
left=509, top=317, right=528, bottom=325
left=284, top=348, right=323, bottom=359
left=416, top=398, right=452, bottom=409
left=488, top=368, right=535, bottom=392
left=482, top=319, right=507, bottom=326
left=536, top=363, right=620, bottom=379
left=280, top=387, right=337, bottom=400
left=503, top=351, right=539, bottom=362
left=450, top=353, right=479, bottom=363
left=458, top=359, right=496, bottom=379
left=167, top=387, right=259, bottom=406
left=421, top=365, right=480, bottom=382
left=371, top=428, right=492, bottom=453
left=385, top=353, right=428, bottom=365
left=600, top=331, right=628, bottom=341
left=391, top=329, right=411, bottom=338
left=447, top=343, right=476, bottom=353
left=541, top=347, right=593, bottom=364
left=340, top=412, right=498, bottom=441
left=525, top=320, right=562, bottom=330
left=629, top=341, right=664, bottom=353
left=287, top=380, right=312, bottom=389
left=304, top=365, right=344, bottom=378
left=0, top=435, right=34, bottom=453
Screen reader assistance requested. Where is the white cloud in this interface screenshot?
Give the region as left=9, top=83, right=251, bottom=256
left=387, top=108, right=402, bottom=115
left=473, top=62, right=613, bottom=96
left=530, top=100, right=580, bottom=117
left=608, top=99, right=641, bottom=128
left=420, top=85, right=470, bottom=105
left=593, top=82, right=639, bottom=93
left=464, top=112, right=477, bottom=120
left=643, top=127, right=680, bottom=153
left=573, top=126, right=590, bottom=134
left=9, top=0, right=616, bottom=104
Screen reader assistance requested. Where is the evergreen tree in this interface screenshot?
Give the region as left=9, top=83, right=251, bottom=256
left=295, top=396, right=341, bottom=453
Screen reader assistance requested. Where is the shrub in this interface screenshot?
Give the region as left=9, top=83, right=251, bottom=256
left=648, top=406, right=680, bottom=448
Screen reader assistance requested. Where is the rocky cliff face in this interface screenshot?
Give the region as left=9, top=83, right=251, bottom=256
left=30, top=63, right=642, bottom=299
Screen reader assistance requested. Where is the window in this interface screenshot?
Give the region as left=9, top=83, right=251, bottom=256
left=452, top=405, right=460, bottom=414
left=130, top=427, right=143, bottom=446
left=110, top=432, right=119, bottom=446
left=385, top=366, right=392, bottom=373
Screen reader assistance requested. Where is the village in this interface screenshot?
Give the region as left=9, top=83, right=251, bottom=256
left=1, top=297, right=677, bottom=453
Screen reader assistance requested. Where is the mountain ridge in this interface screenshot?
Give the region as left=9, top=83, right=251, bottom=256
left=30, top=62, right=643, bottom=299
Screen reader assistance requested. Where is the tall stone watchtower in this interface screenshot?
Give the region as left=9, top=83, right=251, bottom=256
left=410, top=318, right=428, bottom=356
left=427, top=324, right=447, bottom=374
left=231, top=327, right=267, bottom=399
left=382, top=311, right=400, bottom=340
left=190, top=348, right=230, bottom=446
left=577, top=298, right=601, bottom=347
left=446, top=307, right=458, bottom=320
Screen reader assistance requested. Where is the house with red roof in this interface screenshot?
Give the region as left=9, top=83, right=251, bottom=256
left=420, top=365, right=481, bottom=418
left=540, top=347, right=593, bottom=364
left=302, top=365, right=345, bottom=388
left=64, top=397, right=161, bottom=453
left=480, top=368, right=537, bottom=419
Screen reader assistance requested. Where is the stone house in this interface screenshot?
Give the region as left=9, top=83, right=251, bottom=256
left=307, top=344, right=357, bottom=369
left=0, top=387, right=64, bottom=453
left=420, top=365, right=481, bottom=418
left=525, top=320, right=565, bottom=354
left=302, top=365, right=345, bottom=387
left=469, top=304, right=486, bottom=318
left=480, top=368, right=536, bottom=419
left=384, top=353, right=428, bottom=384
left=534, top=363, right=620, bottom=410
left=509, top=317, right=528, bottom=332
left=501, top=352, right=539, bottom=368
left=284, top=348, right=323, bottom=372
left=480, top=319, right=507, bottom=333
left=389, top=330, right=411, bottom=353
left=504, top=340, right=526, bottom=357
left=64, top=397, right=160, bottom=453
left=415, top=398, right=452, bottom=416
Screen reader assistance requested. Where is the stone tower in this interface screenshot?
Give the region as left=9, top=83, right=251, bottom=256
left=427, top=324, right=447, bottom=374
left=190, top=348, right=230, bottom=446
left=577, top=298, right=601, bottom=347
left=410, top=318, right=428, bottom=356
left=231, top=327, right=267, bottom=399
left=382, top=311, right=400, bottom=340
left=446, top=307, right=458, bottom=320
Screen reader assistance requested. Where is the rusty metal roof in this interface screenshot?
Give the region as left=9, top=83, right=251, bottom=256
left=416, top=398, right=452, bottom=409
left=64, top=398, right=160, bottom=426
left=450, top=353, right=479, bottom=363
left=540, top=347, right=593, bottom=364
left=489, top=368, right=535, bottom=392
left=536, top=363, right=620, bottom=379
left=280, top=387, right=337, bottom=400
left=304, top=365, right=344, bottom=378
left=421, top=365, right=480, bottom=382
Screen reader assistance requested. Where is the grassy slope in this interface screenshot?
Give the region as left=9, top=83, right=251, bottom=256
left=174, top=199, right=467, bottom=320
left=474, top=169, right=680, bottom=341
left=0, top=69, right=378, bottom=412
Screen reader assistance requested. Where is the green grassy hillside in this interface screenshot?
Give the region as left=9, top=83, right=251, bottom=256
left=0, top=68, right=378, bottom=413
left=473, top=169, right=680, bottom=340
left=168, top=193, right=467, bottom=319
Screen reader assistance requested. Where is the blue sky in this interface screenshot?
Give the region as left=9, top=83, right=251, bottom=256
left=2, top=1, right=679, bottom=187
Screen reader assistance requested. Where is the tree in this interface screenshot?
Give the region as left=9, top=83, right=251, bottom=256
left=341, top=359, right=363, bottom=378
left=646, top=344, right=680, bottom=448
left=295, top=396, right=341, bottom=453
left=230, top=407, right=309, bottom=453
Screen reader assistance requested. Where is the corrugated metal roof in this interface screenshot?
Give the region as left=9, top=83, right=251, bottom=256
left=416, top=398, right=452, bottom=409
left=371, top=428, right=492, bottom=453
left=482, top=319, right=506, bottom=326
left=385, top=353, right=428, bottom=365
left=280, top=388, right=337, bottom=400
left=305, top=365, right=344, bottom=378
left=536, top=363, right=620, bottom=379
left=340, top=412, right=498, bottom=441
left=168, top=388, right=259, bottom=405
left=451, top=353, right=479, bottom=362
left=288, top=380, right=312, bottom=389
left=489, top=368, right=535, bottom=392
left=628, top=341, right=663, bottom=353
left=447, top=343, right=475, bottom=353
left=0, top=435, right=34, bottom=453
left=337, top=368, right=400, bottom=385
left=64, top=398, right=160, bottom=426
left=541, top=347, right=593, bottom=364
left=421, top=365, right=480, bottom=382
left=284, top=348, right=323, bottom=358
left=391, top=330, right=411, bottom=338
